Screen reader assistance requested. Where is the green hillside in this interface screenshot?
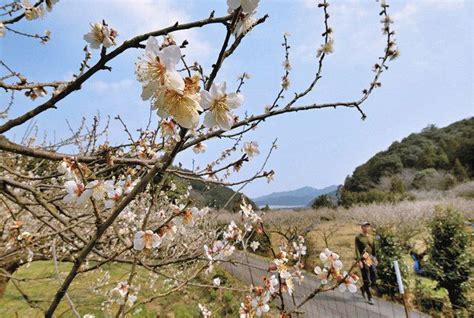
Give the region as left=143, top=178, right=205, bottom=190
left=341, top=118, right=474, bottom=205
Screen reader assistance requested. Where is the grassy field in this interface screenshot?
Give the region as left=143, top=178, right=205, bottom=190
left=0, top=261, right=249, bottom=317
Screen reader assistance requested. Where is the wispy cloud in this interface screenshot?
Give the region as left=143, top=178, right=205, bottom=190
left=88, top=79, right=135, bottom=94
left=56, top=0, right=212, bottom=62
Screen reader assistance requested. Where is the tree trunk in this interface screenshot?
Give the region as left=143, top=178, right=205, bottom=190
left=0, top=261, right=20, bottom=298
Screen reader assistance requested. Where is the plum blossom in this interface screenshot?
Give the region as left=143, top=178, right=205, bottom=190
left=136, top=38, right=202, bottom=128
left=83, top=22, right=117, bottom=49
left=26, top=87, right=47, bottom=100
left=105, top=181, right=122, bottom=209
left=317, top=39, right=334, bottom=57
left=337, top=272, right=359, bottom=293
left=63, top=180, right=89, bottom=205
left=57, top=159, right=76, bottom=180
left=133, top=230, right=162, bottom=251
left=213, top=277, right=221, bottom=287
left=22, top=1, right=44, bottom=20
left=154, top=74, right=202, bottom=129
left=265, top=170, right=275, bottom=183
left=265, top=275, right=279, bottom=294
left=83, top=180, right=111, bottom=201
left=243, top=141, right=260, bottom=158
left=250, top=241, right=260, bottom=251
left=83, top=315, right=95, bottom=318
left=292, top=236, right=307, bottom=259
left=112, top=281, right=129, bottom=297
left=227, top=0, right=259, bottom=14
left=235, top=13, right=256, bottom=37
left=285, top=276, right=295, bottom=295
left=18, top=231, right=32, bottom=241
left=320, top=248, right=343, bottom=270
left=193, top=142, right=207, bottom=154
left=204, top=240, right=234, bottom=262
left=136, top=37, right=184, bottom=101
left=201, top=81, right=243, bottom=131
left=0, top=23, right=4, bottom=37
left=160, top=119, right=181, bottom=141
left=314, top=266, right=329, bottom=286
left=251, top=295, right=270, bottom=316
left=118, top=176, right=137, bottom=194
left=198, top=303, right=211, bottom=318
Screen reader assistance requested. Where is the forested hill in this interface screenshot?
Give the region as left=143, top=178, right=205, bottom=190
left=343, top=118, right=474, bottom=194
left=162, top=173, right=257, bottom=212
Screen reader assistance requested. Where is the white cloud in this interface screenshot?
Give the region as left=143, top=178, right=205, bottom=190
left=88, top=79, right=135, bottom=94
left=393, top=3, right=418, bottom=24
left=58, top=0, right=212, bottom=62
left=419, top=0, right=465, bottom=9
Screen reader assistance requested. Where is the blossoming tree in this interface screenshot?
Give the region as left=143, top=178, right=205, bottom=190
left=0, top=0, right=399, bottom=317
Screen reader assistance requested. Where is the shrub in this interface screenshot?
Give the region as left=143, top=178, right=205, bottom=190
left=414, top=278, right=451, bottom=317
left=412, top=168, right=438, bottom=189
left=390, top=176, right=406, bottom=193
left=312, top=194, right=335, bottom=209
left=453, top=158, right=468, bottom=182
left=425, top=206, right=472, bottom=310
left=375, top=227, right=408, bottom=298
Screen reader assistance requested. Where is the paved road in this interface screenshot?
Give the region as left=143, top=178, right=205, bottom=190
left=222, top=253, right=430, bottom=318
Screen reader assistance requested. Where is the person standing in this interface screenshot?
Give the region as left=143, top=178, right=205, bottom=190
left=355, top=221, right=377, bottom=305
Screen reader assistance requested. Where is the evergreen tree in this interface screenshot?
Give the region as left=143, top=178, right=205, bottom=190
left=453, top=158, right=468, bottom=181
left=390, top=176, right=405, bottom=193
left=376, top=227, right=408, bottom=297
left=426, top=206, right=471, bottom=310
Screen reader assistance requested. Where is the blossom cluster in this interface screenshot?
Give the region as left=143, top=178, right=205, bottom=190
left=314, top=248, right=359, bottom=292
left=135, top=36, right=244, bottom=131
left=133, top=205, right=210, bottom=253
left=58, top=158, right=136, bottom=209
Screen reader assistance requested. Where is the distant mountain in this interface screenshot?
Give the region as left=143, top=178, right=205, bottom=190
left=253, top=185, right=338, bottom=207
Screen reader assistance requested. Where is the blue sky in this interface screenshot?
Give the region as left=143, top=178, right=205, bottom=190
left=1, top=0, right=473, bottom=197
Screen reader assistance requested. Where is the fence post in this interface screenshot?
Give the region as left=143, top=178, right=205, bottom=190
left=393, top=260, right=410, bottom=318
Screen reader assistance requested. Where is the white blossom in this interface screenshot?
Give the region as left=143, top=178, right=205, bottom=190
left=137, top=37, right=184, bottom=101
left=83, top=22, right=117, bottom=49
left=250, top=241, right=260, bottom=251
left=235, top=13, right=256, bottom=37
left=338, top=272, right=359, bottom=293
left=227, top=0, right=259, bottom=14
left=320, top=248, right=343, bottom=270
left=133, top=230, right=162, bottom=251
left=198, top=303, right=211, bottom=318
left=243, top=141, right=260, bottom=158
left=63, top=180, right=89, bottom=205
left=112, top=281, right=129, bottom=297
left=201, top=81, right=243, bottom=131
left=193, top=142, right=207, bottom=154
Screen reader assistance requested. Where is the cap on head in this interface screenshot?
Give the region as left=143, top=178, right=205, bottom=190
left=360, top=221, right=371, bottom=226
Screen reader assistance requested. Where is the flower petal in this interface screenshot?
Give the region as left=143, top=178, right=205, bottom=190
left=227, top=93, right=244, bottom=109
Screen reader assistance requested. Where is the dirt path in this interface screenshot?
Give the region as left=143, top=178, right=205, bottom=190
left=222, top=253, right=430, bottom=318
